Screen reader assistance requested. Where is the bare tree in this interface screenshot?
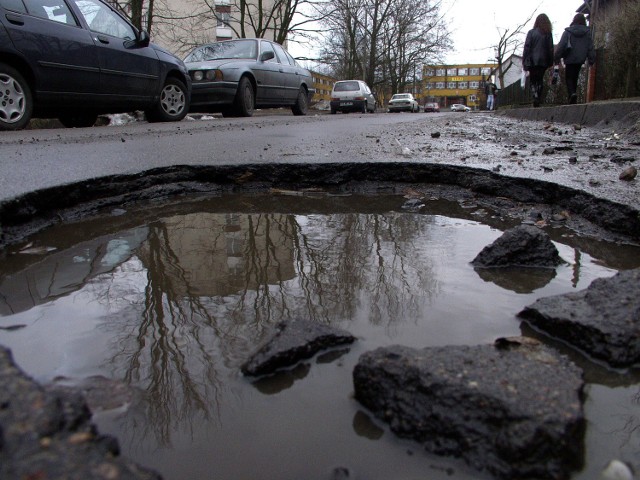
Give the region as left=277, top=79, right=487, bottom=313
left=492, top=10, right=536, bottom=88
left=318, top=0, right=450, bottom=95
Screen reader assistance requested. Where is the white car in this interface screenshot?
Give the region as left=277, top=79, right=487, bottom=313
left=330, top=80, right=376, bottom=114
left=451, top=104, right=471, bottom=112
left=388, top=93, right=419, bottom=113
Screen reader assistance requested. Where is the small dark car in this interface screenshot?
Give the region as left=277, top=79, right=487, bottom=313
left=423, top=102, right=440, bottom=113
left=184, top=39, right=315, bottom=117
left=0, top=0, right=191, bottom=130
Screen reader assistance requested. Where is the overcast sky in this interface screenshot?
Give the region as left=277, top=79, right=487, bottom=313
left=445, top=0, right=583, bottom=64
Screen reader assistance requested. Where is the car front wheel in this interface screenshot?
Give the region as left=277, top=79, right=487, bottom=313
left=234, top=77, right=255, bottom=117
left=0, top=63, right=33, bottom=131
left=146, top=77, right=189, bottom=122
left=291, top=87, right=308, bottom=116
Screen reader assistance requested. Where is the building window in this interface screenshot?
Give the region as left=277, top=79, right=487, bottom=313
left=470, top=81, right=479, bottom=88
left=481, top=67, right=491, bottom=75
left=436, top=68, right=445, bottom=76
left=436, top=82, right=445, bottom=89
left=447, top=82, right=456, bottom=89
left=217, top=11, right=230, bottom=27
left=470, top=68, right=479, bottom=75
left=426, top=69, right=435, bottom=76
left=469, top=94, right=477, bottom=101
left=458, top=82, right=468, bottom=89
left=447, top=68, right=457, bottom=75
left=458, top=68, right=468, bottom=76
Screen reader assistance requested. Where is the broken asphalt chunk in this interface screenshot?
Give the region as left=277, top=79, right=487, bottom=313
left=353, top=340, right=585, bottom=480
left=518, top=268, right=640, bottom=368
left=241, top=319, right=356, bottom=376
left=471, top=225, right=562, bottom=268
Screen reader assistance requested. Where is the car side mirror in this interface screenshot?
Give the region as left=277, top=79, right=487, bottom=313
left=137, top=30, right=151, bottom=47
left=260, top=51, right=275, bottom=62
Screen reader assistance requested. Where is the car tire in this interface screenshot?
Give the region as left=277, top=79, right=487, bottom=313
left=146, top=77, right=189, bottom=123
left=291, top=87, right=308, bottom=116
left=234, top=77, right=255, bottom=117
left=0, top=63, right=33, bottom=131
left=58, top=112, right=98, bottom=128
left=330, top=108, right=337, bottom=114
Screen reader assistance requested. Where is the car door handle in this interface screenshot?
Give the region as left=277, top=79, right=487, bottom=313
left=96, top=35, right=110, bottom=44
left=5, top=13, right=24, bottom=25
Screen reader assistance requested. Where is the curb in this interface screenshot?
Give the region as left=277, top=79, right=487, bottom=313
left=497, top=101, right=640, bottom=128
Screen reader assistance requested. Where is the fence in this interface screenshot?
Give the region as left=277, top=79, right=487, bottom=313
left=496, top=68, right=588, bottom=109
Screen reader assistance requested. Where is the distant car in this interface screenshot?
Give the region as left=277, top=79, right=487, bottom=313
left=0, top=0, right=191, bottom=130
left=330, top=80, right=376, bottom=114
left=424, top=102, right=440, bottom=113
left=388, top=93, right=419, bottom=113
left=185, top=39, right=315, bottom=117
left=451, top=104, right=471, bottom=112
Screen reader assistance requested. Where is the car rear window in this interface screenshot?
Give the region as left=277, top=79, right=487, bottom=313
left=334, top=81, right=360, bottom=92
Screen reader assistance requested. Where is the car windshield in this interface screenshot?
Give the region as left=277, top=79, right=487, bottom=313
left=185, top=40, right=258, bottom=62
left=392, top=94, right=410, bottom=100
left=334, top=81, right=360, bottom=92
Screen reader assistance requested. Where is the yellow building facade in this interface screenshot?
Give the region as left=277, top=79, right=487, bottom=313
left=423, top=63, right=495, bottom=110
left=310, top=71, right=336, bottom=103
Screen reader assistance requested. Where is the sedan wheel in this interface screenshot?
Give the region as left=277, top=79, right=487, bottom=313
left=146, top=77, right=189, bottom=122
left=0, top=63, right=33, bottom=131
left=291, top=87, right=308, bottom=116
left=234, top=77, right=255, bottom=117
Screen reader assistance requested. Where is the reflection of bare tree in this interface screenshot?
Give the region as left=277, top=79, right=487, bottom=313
left=86, top=210, right=442, bottom=447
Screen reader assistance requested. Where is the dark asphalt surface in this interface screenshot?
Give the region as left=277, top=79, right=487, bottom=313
left=0, top=104, right=638, bottom=210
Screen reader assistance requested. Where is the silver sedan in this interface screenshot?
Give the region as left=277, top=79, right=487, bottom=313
left=185, top=39, right=315, bottom=117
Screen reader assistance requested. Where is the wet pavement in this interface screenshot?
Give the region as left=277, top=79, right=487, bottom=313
left=0, top=101, right=638, bottom=212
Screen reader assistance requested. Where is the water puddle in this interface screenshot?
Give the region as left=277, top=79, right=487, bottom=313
left=1, top=193, right=639, bottom=480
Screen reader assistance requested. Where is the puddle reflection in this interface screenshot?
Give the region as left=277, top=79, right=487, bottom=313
left=1, top=194, right=639, bottom=480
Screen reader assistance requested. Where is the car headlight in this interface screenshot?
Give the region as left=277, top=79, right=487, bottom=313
left=191, top=70, right=223, bottom=82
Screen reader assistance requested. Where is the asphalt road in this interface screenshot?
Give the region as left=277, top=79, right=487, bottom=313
left=0, top=110, right=638, bottom=210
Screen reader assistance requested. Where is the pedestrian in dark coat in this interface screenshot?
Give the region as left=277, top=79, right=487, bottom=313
left=554, top=13, right=596, bottom=104
left=522, top=13, right=554, bottom=107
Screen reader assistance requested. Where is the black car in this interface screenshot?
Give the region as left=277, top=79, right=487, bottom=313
left=184, top=39, right=315, bottom=117
left=0, top=0, right=191, bottom=130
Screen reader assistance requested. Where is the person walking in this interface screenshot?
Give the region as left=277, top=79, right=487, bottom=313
left=554, top=13, right=596, bottom=104
left=522, top=14, right=554, bottom=107
left=485, top=81, right=498, bottom=111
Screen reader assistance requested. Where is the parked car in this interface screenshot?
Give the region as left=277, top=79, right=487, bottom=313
left=0, top=0, right=191, bottom=130
left=424, top=102, right=440, bottom=113
left=388, top=93, right=419, bottom=113
left=185, top=39, right=315, bottom=117
left=330, top=80, right=376, bottom=114
left=451, top=104, right=471, bottom=112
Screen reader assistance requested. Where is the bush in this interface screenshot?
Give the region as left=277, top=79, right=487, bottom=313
left=600, top=1, right=640, bottom=98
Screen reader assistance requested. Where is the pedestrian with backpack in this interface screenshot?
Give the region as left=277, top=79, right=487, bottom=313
left=554, top=13, right=596, bottom=104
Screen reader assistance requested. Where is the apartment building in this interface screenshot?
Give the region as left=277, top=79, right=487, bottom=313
left=310, top=72, right=336, bottom=103
left=423, top=63, right=495, bottom=110
left=150, top=0, right=276, bottom=57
